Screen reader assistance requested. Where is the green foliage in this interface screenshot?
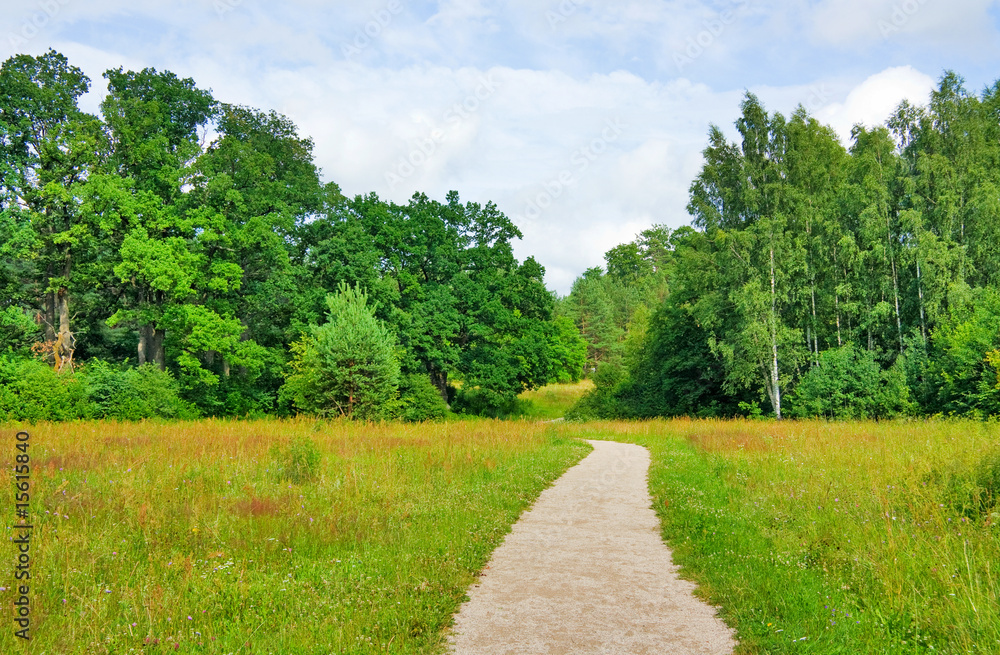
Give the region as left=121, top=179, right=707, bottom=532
left=789, top=345, right=914, bottom=419
left=616, top=295, right=746, bottom=419
left=84, top=360, right=197, bottom=420
left=399, top=373, right=448, bottom=422
left=269, top=434, right=322, bottom=484
left=565, top=361, right=626, bottom=420
left=0, top=306, right=40, bottom=354
left=559, top=268, right=624, bottom=371
left=8, top=50, right=1000, bottom=423
left=302, top=191, right=557, bottom=418
left=565, top=75, right=1000, bottom=422
left=923, top=287, right=1000, bottom=417
left=281, top=283, right=400, bottom=420
left=546, top=315, right=587, bottom=383
left=0, top=356, right=196, bottom=422
left=451, top=387, right=524, bottom=418
left=0, top=356, right=90, bottom=422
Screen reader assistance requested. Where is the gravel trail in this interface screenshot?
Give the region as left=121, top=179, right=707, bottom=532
left=448, top=440, right=736, bottom=654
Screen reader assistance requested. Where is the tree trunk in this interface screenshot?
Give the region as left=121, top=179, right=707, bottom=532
left=53, top=287, right=74, bottom=373
left=890, top=255, right=904, bottom=354
left=833, top=247, right=843, bottom=347
left=886, top=214, right=904, bottom=354
left=835, top=292, right=842, bottom=347
left=769, top=245, right=782, bottom=420
left=916, top=258, right=927, bottom=343
left=138, top=324, right=150, bottom=366
left=430, top=370, right=449, bottom=405
left=43, top=290, right=56, bottom=343
left=139, top=324, right=166, bottom=370
left=151, top=328, right=165, bottom=370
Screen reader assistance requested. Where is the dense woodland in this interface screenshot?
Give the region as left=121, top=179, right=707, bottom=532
left=0, top=50, right=585, bottom=421
left=564, top=72, right=1000, bottom=420
left=2, top=49, right=1000, bottom=421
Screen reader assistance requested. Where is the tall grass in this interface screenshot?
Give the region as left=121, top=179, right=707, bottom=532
left=0, top=419, right=589, bottom=653
left=516, top=380, right=594, bottom=420
left=563, top=419, right=1000, bottom=654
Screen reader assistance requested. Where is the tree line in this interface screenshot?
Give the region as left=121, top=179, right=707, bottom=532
left=0, top=50, right=585, bottom=421
left=564, top=72, right=1000, bottom=420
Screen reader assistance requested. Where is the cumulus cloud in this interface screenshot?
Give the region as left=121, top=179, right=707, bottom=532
left=813, top=66, right=936, bottom=144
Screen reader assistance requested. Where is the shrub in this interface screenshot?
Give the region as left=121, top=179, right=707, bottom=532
left=0, top=307, right=41, bottom=355
left=451, top=387, right=524, bottom=418
left=398, top=374, right=448, bottom=422
left=547, top=316, right=587, bottom=383
left=0, top=356, right=90, bottom=422
left=565, top=361, right=626, bottom=420
left=85, top=360, right=197, bottom=420
left=789, top=345, right=914, bottom=419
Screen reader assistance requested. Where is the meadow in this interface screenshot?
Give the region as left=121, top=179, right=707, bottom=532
left=0, top=419, right=589, bottom=654
left=3, top=407, right=999, bottom=654
left=565, top=419, right=1000, bottom=654
left=514, top=379, right=594, bottom=420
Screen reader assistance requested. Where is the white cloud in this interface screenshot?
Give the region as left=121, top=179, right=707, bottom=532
left=814, top=66, right=936, bottom=144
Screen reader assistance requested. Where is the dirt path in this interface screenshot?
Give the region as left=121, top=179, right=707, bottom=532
left=448, top=440, right=736, bottom=654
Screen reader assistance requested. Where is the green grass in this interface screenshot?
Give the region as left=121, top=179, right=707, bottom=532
left=0, top=419, right=590, bottom=653
left=10, top=415, right=998, bottom=654
left=562, top=419, right=1000, bottom=654
left=515, top=380, right=594, bottom=420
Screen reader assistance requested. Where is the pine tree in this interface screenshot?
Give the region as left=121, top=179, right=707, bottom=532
left=282, top=283, right=400, bottom=420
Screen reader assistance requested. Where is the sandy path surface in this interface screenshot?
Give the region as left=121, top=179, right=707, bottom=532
left=448, top=440, right=736, bottom=655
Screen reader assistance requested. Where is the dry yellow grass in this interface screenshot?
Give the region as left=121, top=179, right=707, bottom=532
left=0, top=418, right=588, bottom=653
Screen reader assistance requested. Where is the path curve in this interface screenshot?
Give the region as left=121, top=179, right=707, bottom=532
left=448, top=440, right=736, bottom=654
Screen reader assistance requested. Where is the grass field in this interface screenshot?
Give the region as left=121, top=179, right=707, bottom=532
left=563, top=419, right=1000, bottom=654
left=515, top=379, right=594, bottom=420
left=5, top=414, right=999, bottom=654
left=0, top=419, right=589, bottom=654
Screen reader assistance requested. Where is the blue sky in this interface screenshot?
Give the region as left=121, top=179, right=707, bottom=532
left=3, top=0, right=999, bottom=294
